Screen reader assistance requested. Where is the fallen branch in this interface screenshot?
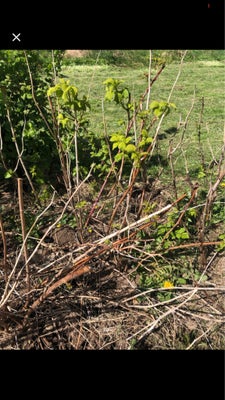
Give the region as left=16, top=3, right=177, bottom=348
left=165, top=240, right=223, bottom=252
left=23, top=264, right=91, bottom=325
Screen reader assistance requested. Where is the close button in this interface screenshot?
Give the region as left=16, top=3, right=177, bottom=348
left=12, top=33, right=21, bottom=42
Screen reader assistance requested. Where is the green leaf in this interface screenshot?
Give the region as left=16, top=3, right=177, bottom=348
left=118, top=141, right=126, bottom=151
left=57, top=113, right=69, bottom=128
left=188, top=208, right=197, bottom=218
left=139, top=140, right=146, bottom=147
left=154, top=108, right=164, bottom=118
left=112, top=142, right=119, bottom=150
left=198, top=170, right=206, bottom=179
left=104, top=88, right=114, bottom=101
left=103, top=78, right=124, bottom=86
left=141, top=129, right=148, bottom=137
left=163, top=240, right=172, bottom=249
left=47, top=86, right=57, bottom=97
left=62, top=85, right=78, bottom=104
left=150, top=100, right=160, bottom=110
left=176, top=278, right=187, bottom=285
left=157, top=226, right=167, bottom=235
left=175, top=227, right=189, bottom=239
left=131, top=152, right=139, bottom=161
left=30, top=165, right=37, bottom=178
left=149, top=100, right=176, bottom=118
left=125, top=144, right=136, bottom=153
left=114, top=152, right=124, bottom=162
left=110, top=134, right=124, bottom=142
left=4, top=169, right=14, bottom=179
left=75, top=200, right=87, bottom=209
left=138, top=110, right=151, bottom=119
left=146, top=137, right=153, bottom=144
left=122, top=88, right=129, bottom=99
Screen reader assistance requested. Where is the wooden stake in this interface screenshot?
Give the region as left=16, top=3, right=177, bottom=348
left=0, top=215, right=8, bottom=283
left=17, top=178, right=30, bottom=304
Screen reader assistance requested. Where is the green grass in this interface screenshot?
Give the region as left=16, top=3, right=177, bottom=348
left=61, top=51, right=224, bottom=184
left=63, top=50, right=225, bottom=67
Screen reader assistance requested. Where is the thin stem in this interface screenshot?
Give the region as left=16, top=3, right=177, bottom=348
left=24, top=51, right=54, bottom=136
left=146, top=50, right=152, bottom=110
left=167, top=50, right=188, bottom=103
left=6, top=107, right=36, bottom=195
left=74, top=121, right=79, bottom=188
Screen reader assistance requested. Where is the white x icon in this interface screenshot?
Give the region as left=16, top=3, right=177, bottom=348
left=12, top=33, right=21, bottom=42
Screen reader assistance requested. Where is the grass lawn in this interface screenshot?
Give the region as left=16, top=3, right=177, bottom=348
left=62, top=52, right=224, bottom=184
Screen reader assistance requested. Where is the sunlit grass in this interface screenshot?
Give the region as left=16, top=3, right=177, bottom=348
left=62, top=52, right=224, bottom=183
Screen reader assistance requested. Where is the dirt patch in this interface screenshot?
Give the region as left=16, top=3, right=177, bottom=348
left=53, top=226, right=79, bottom=247
left=210, top=255, right=225, bottom=287
left=65, top=50, right=89, bottom=58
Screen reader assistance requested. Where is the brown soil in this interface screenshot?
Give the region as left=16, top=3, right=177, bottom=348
left=65, top=50, right=88, bottom=58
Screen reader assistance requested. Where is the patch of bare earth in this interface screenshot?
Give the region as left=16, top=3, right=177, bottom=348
left=65, top=50, right=89, bottom=58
